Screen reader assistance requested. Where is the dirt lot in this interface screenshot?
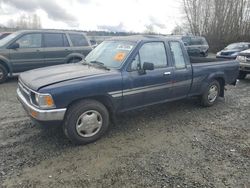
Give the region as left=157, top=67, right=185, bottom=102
left=0, top=77, right=249, bottom=188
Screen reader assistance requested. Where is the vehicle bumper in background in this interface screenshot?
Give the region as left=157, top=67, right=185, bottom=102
left=216, top=55, right=236, bottom=59
left=17, top=88, right=66, bottom=121
left=239, top=62, right=250, bottom=72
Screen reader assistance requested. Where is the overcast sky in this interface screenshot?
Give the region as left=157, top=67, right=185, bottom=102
left=0, top=0, right=183, bottom=34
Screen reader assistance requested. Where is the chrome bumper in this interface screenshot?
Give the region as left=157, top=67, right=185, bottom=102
left=17, top=88, right=66, bottom=121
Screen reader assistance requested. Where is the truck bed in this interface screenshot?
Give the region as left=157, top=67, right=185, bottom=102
left=190, top=56, right=230, bottom=64
left=189, top=56, right=239, bottom=96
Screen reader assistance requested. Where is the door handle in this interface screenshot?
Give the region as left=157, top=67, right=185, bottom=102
left=164, top=72, right=171, bottom=75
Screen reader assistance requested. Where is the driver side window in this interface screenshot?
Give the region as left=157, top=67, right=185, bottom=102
left=130, top=42, right=167, bottom=71
left=15, top=34, right=42, bottom=48
left=130, top=54, right=140, bottom=71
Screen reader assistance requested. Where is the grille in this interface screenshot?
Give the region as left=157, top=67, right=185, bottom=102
left=18, top=80, right=31, bottom=102
left=246, top=57, right=250, bottom=63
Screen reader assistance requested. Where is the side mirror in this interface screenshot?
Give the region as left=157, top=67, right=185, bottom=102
left=143, top=62, right=154, bottom=71
left=9, top=42, right=19, bottom=49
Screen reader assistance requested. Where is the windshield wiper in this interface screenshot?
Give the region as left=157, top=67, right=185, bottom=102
left=89, top=61, right=110, bottom=70
left=82, top=61, right=93, bottom=66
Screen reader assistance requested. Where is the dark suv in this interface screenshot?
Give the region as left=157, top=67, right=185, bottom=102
left=0, top=30, right=93, bottom=83
left=173, top=35, right=209, bottom=57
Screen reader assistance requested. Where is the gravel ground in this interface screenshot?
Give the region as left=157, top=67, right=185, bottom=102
left=0, top=77, right=249, bottom=188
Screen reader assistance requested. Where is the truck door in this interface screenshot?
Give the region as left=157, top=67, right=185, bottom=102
left=122, top=42, right=174, bottom=110
left=169, top=41, right=192, bottom=99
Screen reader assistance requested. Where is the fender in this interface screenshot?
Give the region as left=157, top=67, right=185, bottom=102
left=0, top=56, right=13, bottom=76
left=200, top=72, right=226, bottom=95
left=65, top=53, right=85, bottom=63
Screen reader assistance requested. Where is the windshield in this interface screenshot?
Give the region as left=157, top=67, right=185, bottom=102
left=0, top=32, right=19, bottom=47
left=85, top=41, right=135, bottom=68
left=225, top=43, right=249, bottom=50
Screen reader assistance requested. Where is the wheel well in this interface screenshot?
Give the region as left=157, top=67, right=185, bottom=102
left=68, top=56, right=83, bottom=63
left=215, top=77, right=225, bottom=97
left=0, top=60, right=10, bottom=73
left=67, top=96, right=114, bottom=117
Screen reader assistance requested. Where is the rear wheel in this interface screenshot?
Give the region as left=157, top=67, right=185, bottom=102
left=68, top=57, right=82, bottom=64
left=63, top=100, right=109, bottom=145
left=238, top=71, right=247, bottom=80
left=201, top=80, right=220, bottom=107
left=0, top=64, right=8, bottom=84
left=201, top=51, right=208, bottom=57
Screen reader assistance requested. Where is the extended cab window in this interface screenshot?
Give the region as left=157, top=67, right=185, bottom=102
left=44, top=33, right=69, bottom=47
left=15, top=33, right=42, bottom=48
left=130, top=42, right=167, bottom=71
left=169, top=42, right=186, bottom=69
left=69, top=33, right=89, bottom=46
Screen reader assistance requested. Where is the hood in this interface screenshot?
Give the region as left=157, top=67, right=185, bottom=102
left=19, top=63, right=110, bottom=91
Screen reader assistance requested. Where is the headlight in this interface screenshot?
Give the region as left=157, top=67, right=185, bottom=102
left=237, top=55, right=246, bottom=62
left=32, top=93, right=55, bottom=109
left=216, top=52, right=221, bottom=56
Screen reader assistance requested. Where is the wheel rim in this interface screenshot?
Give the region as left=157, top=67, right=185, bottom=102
left=0, top=69, right=3, bottom=80
left=208, top=85, right=219, bottom=103
left=76, top=110, right=103, bottom=138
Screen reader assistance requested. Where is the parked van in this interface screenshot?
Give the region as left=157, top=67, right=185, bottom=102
left=173, top=35, right=209, bottom=57
left=0, top=30, right=93, bottom=83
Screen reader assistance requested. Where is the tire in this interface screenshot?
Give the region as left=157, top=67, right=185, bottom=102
left=0, top=64, right=8, bottom=84
left=201, top=52, right=208, bottom=57
left=63, top=99, right=109, bottom=145
left=68, top=57, right=82, bottom=64
left=238, top=71, right=247, bottom=80
left=201, top=80, right=220, bottom=107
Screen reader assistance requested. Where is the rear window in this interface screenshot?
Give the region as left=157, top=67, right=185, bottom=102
left=43, top=33, right=69, bottom=47
left=69, top=33, right=89, bottom=46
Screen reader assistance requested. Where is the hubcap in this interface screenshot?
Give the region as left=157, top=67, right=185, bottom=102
left=76, top=110, right=103, bottom=138
left=208, top=85, right=218, bottom=103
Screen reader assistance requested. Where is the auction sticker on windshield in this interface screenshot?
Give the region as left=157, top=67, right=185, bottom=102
left=114, top=52, right=126, bottom=61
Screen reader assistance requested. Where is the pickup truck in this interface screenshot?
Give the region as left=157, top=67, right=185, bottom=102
left=17, top=35, right=239, bottom=145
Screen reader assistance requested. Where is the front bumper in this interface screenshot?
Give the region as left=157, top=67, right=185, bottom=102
left=239, top=62, right=250, bottom=72
left=17, top=88, right=66, bottom=121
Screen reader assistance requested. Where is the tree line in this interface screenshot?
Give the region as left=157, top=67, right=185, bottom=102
left=182, top=0, right=250, bottom=52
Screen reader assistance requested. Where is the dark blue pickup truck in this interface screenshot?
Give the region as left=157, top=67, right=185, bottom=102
left=17, top=35, right=239, bottom=144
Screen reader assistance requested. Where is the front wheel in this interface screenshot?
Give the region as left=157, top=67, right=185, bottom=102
left=0, top=64, right=8, bottom=84
left=63, top=100, right=109, bottom=145
left=201, top=80, right=220, bottom=107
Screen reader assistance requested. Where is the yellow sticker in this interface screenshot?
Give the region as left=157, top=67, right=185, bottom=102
left=114, top=52, right=126, bottom=61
